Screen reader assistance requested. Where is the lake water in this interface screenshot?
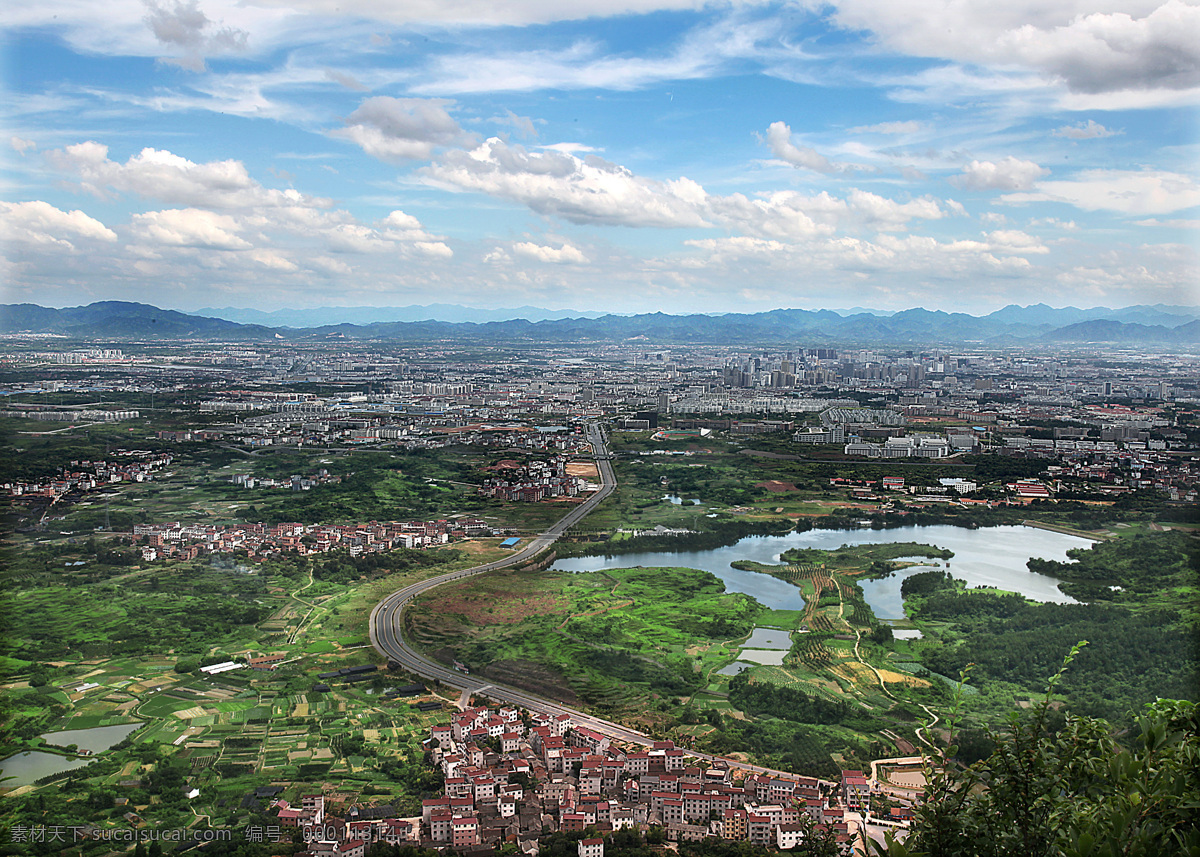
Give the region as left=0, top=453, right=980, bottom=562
left=742, top=628, right=792, bottom=649
left=737, top=650, right=789, bottom=665
left=551, top=524, right=1089, bottom=618
left=39, top=722, right=143, bottom=753
left=0, top=752, right=95, bottom=788
left=0, top=722, right=142, bottom=788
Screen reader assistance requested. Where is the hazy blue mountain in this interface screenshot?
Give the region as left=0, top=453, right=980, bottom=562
left=0, top=301, right=271, bottom=339
left=1101, top=305, right=1200, bottom=327
left=190, top=304, right=609, bottom=327
left=5, top=301, right=1198, bottom=345
left=1044, top=319, right=1200, bottom=343
left=985, top=303, right=1198, bottom=329
left=828, top=307, right=896, bottom=317
left=984, top=304, right=1100, bottom=328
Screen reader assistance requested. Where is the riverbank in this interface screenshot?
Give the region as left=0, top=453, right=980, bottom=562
left=1020, top=519, right=1107, bottom=541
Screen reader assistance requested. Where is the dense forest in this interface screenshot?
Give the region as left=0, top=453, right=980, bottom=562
left=883, top=696, right=1199, bottom=857
left=1026, top=530, right=1195, bottom=605
left=916, top=599, right=1195, bottom=722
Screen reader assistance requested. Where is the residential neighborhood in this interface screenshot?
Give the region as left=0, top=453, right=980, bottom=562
left=271, top=704, right=891, bottom=856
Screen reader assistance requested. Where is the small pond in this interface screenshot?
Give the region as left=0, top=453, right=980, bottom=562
left=737, top=650, right=789, bottom=666
left=0, top=722, right=143, bottom=788
left=742, top=628, right=792, bottom=649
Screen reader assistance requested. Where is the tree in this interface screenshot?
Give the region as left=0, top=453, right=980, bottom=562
left=874, top=646, right=1200, bottom=857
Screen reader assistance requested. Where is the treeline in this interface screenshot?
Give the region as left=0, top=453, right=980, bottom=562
left=887, top=699, right=1199, bottom=857
left=899, top=569, right=956, bottom=597
left=780, top=542, right=953, bottom=568
left=310, top=547, right=452, bottom=584
left=1026, top=531, right=1192, bottom=601
left=811, top=499, right=1168, bottom=533
left=963, top=454, right=1052, bottom=483
left=701, top=713, right=864, bottom=780
left=727, top=673, right=857, bottom=726
left=566, top=518, right=795, bottom=558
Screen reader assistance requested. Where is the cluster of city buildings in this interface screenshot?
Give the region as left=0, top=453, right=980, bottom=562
left=272, top=704, right=885, bottom=856
left=229, top=469, right=342, bottom=491
left=479, top=457, right=588, bottom=503
left=30, top=349, right=127, bottom=364
left=0, top=407, right=140, bottom=422
left=1046, top=447, right=1197, bottom=502
left=129, top=518, right=491, bottom=562
left=5, top=451, right=172, bottom=499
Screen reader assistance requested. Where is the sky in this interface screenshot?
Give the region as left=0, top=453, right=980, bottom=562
left=1, top=0, right=1198, bottom=315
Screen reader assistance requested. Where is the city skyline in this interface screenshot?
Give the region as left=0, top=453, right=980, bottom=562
left=3, top=0, right=1198, bottom=314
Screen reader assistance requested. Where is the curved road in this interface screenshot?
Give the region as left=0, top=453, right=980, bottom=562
left=369, top=425, right=643, bottom=738
left=370, top=424, right=835, bottom=782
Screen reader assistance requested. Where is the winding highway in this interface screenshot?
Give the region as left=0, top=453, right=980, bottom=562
left=369, top=425, right=838, bottom=782
left=369, top=424, right=651, bottom=742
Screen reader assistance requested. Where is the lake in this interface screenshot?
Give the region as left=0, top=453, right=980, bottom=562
left=0, top=752, right=95, bottom=788
left=551, top=524, right=1090, bottom=618
left=0, top=722, right=142, bottom=788
left=39, top=722, right=143, bottom=754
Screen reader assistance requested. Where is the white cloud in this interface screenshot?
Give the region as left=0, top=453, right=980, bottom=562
left=426, top=134, right=961, bottom=244
left=492, top=110, right=540, bottom=139
left=1030, top=217, right=1078, bottom=230
left=44, top=142, right=332, bottom=211
left=331, top=97, right=467, bottom=162
left=512, top=241, right=589, bottom=264
left=1052, top=119, right=1120, bottom=139
left=683, top=235, right=790, bottom=259
left=378, top=210, right=425, bottom=235
left=132, top=208, right=250, bottom=249
left=823, top=0, right=1200, bottom=97
left=253, top=0, right=716, bottom=28
left=1054, top=243, right=1198, bottom=305
left=764, top=122, right=840, bottom=174
left=324, top=69, right=368, bottom=91
left=415, top=241, right=454, bottom=258
left=541, top=143, right=600, bottom=154
left=1002, top=169, right=1200, bottom=214
left=683, top=230, right=1042, bottom=279
left=848, top=120, right=925, bottom=135
left=952, top=157, right=1049, bottom=191
left=984, top=229, right=1050, bottom=254
left=249, top=249, right=298, bottom=271
left=10, top=137, right=37, bottom=155
left=409, top=12, right=786, bottom=94
left=1135, top=217, right=1200, bottom=228
left=424, top=137, right=712, bottom=228
left=143, top=0, right=249, bottom=72
left=846, top=189, right=945, bottom=230
left=0, top=200, right=117, bottom=250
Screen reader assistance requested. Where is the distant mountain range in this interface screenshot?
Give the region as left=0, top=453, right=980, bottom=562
left=189, top=304, right=612, bottom=326
left=2, top=301, right=1198, bottom=346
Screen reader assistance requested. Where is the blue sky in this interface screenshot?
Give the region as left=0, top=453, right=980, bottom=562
left=2, top=0, right=1198, bottom=314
